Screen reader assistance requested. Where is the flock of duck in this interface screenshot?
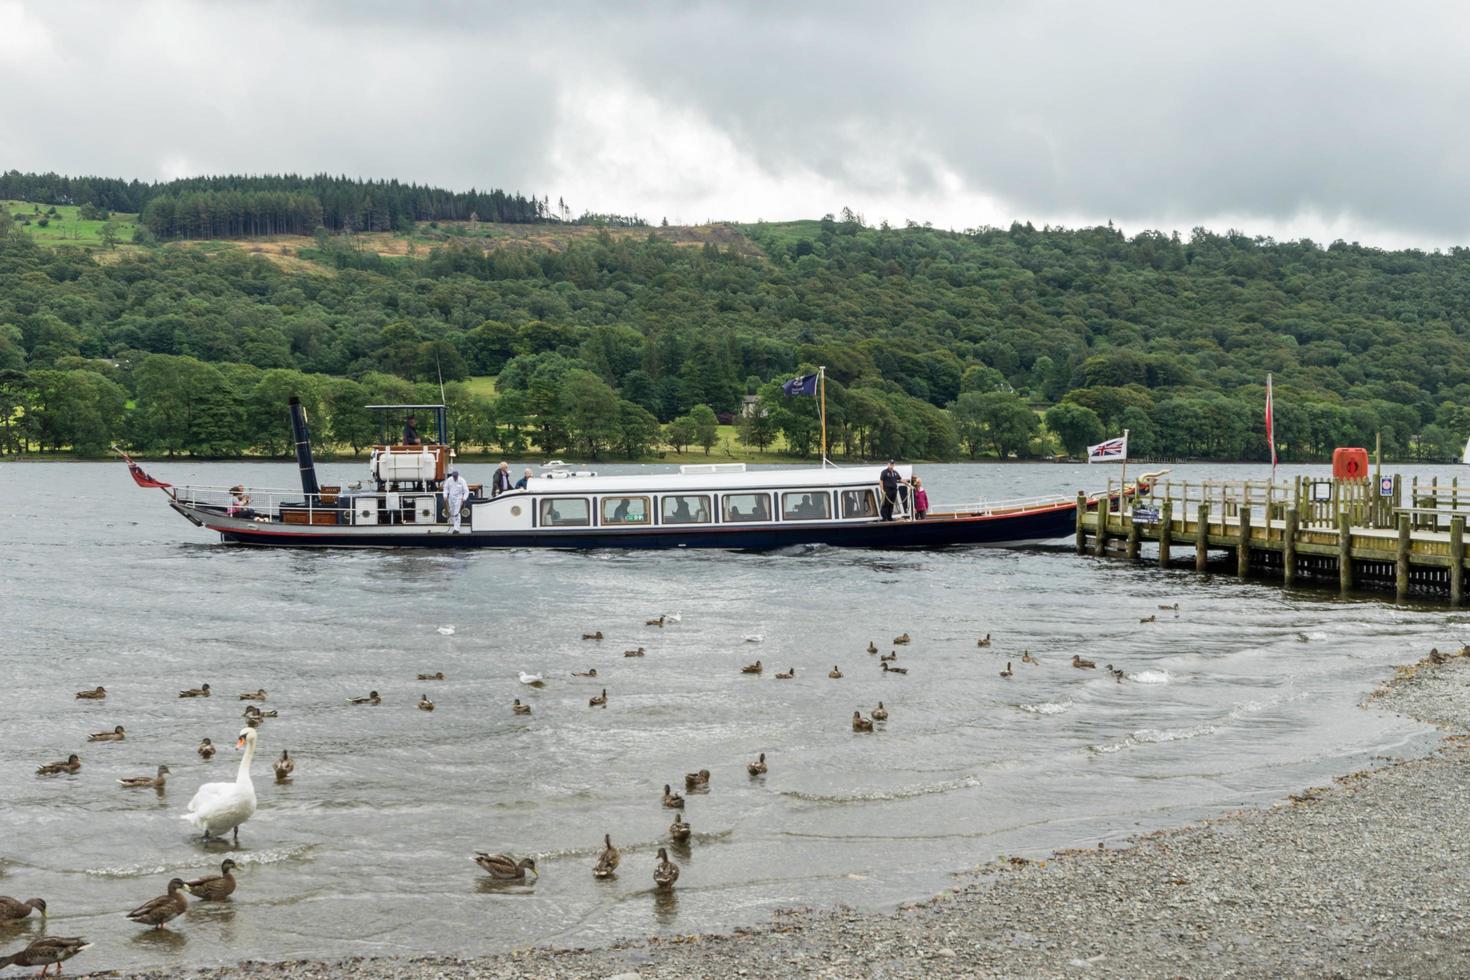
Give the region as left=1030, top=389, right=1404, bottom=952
left=2, top=606, right=1174, bottom=976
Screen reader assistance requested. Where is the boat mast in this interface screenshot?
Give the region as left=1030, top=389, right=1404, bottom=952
left=819, top=364, right=828, bottom=468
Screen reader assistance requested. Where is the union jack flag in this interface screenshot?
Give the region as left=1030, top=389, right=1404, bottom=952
left=1087, top=435, right=1128, bottom=463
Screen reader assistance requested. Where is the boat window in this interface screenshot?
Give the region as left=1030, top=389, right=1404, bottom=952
left=601, top=495, right=650, bottom=526
left=842, top=489, right=878, bottom=519
left=539, top=497, right=590, bottom=527
left=722, top=493, right=771, bottom=523
left=781, top=491, right=831, bottom=521
left=661, top=494, right=711, bottom=525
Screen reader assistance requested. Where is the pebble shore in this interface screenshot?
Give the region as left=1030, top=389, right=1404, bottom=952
left=109, top=653, right=1470, bottom=979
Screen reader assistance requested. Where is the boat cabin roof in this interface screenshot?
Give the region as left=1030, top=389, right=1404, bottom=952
left=518, top=464, right=910, bottom=495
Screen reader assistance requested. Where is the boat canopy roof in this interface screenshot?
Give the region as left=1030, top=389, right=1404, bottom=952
left=519, top=464, right=910, bottom=495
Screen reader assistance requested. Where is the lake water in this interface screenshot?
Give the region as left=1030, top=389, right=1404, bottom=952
left=0, top=459, right=1460, bottom=972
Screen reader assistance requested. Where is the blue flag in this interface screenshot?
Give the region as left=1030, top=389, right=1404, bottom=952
left=782, top=372, right=818, bottom=397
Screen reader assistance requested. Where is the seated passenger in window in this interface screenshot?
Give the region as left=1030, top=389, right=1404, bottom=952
left=674, top=498, right=692, bottom=521
left=612, top=499, right=630, bottom=523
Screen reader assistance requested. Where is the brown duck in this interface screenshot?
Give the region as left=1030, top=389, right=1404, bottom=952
left=828, top=666, right=843, bottom=679
left=185, top=859, right=238, bottom=901
left=684, top=769, right=710, bottom=791
left=976, top=634, right=992, bottom=647
left=1072, top=655, right=1097, bottom=670
left=1139, top=614, right=1156, bottom=624
left=852, top=711, right=874, bottom=733
left=417, top=694, right=435, bottom=711
left=592, top=834, right=620, bottom=879
left=662, top=784, right=685, bottom=809
left=872, top=702, right=889, bottom=722
left=273, top=750, right=294, bottom=781
left=866, top=641, right=878, bottom=654
left=0, top=935, right=90, bottom=976
left=1021, top=650, right=1038, bottom=665
left=238, top=689, right=267, bottom=701
left=118, top=765, right=170, bottom=789
left=582, top=631, right=604, bottom=641
left=74, top=686, right=106, bottom=700
left=512, top=699, right=532, bottom=715
left=741, top=660, right=763, bottom=674
left=669, top=810, right=691, bottom=843
left=880, top=651, right=897, bottom=662
left=347, top=691, right=381, bottom=705
left=36, top=754, right=81, bottom=776
left=882, top=662, right=908, bottom=675
left=571, top=668, right=598, bottom=678
left=893, top=633, right=911, bottom=645
left=417, top=672, right=445, bottom=681
left=653, top=847, right=679, bottom=890
left=646, top=615, right=666, bottom=627
left=0, top=896, right=46, bottom=922
left=126, top=878, right=188, bottom=929
left=197, top=738, right=216, bottom=760
left=178, top=684, right=211, bottom=698
left=589, top=689, right=608, bottom=707
left=746, top=752, right=767, bottom=776
left=999, top=661, right=1013, bottom=678
left=474, top=853, right=537, bottom=881
left=624, top=647, right=646, bottom=657
left=774, top=667, right=795, bottom=679
left=87, top=726, right=126, bottom=742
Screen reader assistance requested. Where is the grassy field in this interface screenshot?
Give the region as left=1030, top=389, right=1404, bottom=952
left=461, top=376, right=497, bottom=398
left=4, top=200, right=138, bottom=249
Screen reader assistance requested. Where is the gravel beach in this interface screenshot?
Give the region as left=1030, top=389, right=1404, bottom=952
left=107, top=652, right=1470, bottom=980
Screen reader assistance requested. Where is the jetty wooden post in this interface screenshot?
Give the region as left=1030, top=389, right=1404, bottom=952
left=1237, top=505, right=1252, bottom=578
left=1451, top=516, right=1465, bottom=605
left=1075, top=492, right=1086, bottom=554
left=1195, top=502, right=1210, bottom=571
left=1338, top=513, right=1353, bottom=592
left=1158, top=500, right=1172, bottom=567
left=1283, top=508, right=1298, bottom=587
left=1395, top=513, right=1411, bottom=599
left=1094, top=504, right=1108, bottom=557
left=1126, top=510, right=1141, bottom=560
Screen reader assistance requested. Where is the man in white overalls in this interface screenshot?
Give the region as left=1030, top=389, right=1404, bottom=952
left=444, top=469, right=470, bottom=533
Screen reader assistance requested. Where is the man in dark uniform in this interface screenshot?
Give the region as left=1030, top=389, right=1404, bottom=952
left=402, top=415, right=421, bottom=445
left=879, top=460, right=902, bottom=521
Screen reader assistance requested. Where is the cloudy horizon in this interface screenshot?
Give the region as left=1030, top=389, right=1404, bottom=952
left=3, top=1, right=1468, bottom=249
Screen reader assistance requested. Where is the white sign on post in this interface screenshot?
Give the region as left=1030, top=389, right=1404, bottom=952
left=1379, top=475, right=1393, bottom=497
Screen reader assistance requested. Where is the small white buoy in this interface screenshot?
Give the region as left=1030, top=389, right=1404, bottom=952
left=437, top=626, right=456, bottom=636
left=743, top=634, right=764, bottom=644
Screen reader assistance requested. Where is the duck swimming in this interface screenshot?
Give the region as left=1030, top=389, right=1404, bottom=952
left=1021, top=650, right=1038, bottom=665
left=871, top=702, right=889, bottom=722
left=593, top=835, right=620, bottom=879
left=893, top=633, right=911, bottom=645
left=662, top=784, right=685, bottom=809
left=999, top=661, right=1013, bottom=678
left=118, top=765, right=169, bottom=789
left=178, top=684, right=211, bottom=698
left=185, top=859, right=238, bottom=901
left=1072, top=655, right=1097, bottom=669
left=774, top=667, right=795, bottom=679
left=571, top=668, right=598, bottom=678
left=852, top=711, right=874, bottom=733
left=646, top=615, right=666, bottom=627
left=418, top=694, right=436, bottom=711
left=238, top=689, right=267, bottom=701
left=866, top=641, right=878, bottom=654
left=512, top=699, right=532, bottom=715
left=624, top=647, right=646, bottom=657
left=669, top=810, right=691, bottom=843
left=880, top=651, right=897, bottom=662
left=746, top=752, right=767, bottom=776
left=273, top=750, right=294, bottom=781
left=36, top=754, right=81, bottom=776
left=1158, top=603, right=1179, bottom=611
left=74, top=686, right=106, bottom=700
left=741, top=660, right=763, bottom=674
left=589, top=689, right=607, bottom=707
left=828, top=666, right=843, bottom=679
left=1139, top=614, right=1156, bottom=624
left=474, top=853, right=538, bottom=881
left=653, top=848, right=680, bottom=890
left=582, top=631, right=604, bottom=641
left=347, top=691, right=381, bottom=705
left=197, top=738, right=215, bottom=760
left=684, top=769, right=710, bottom=791
left=1106, top=664, right=1126, bottom=682
left=87, top=726, right=125, bottom=742
left=417, top=672, right=445, bottom=681
left=976, top=634, right=992, bottom=647
left=882, top=662, right=908, bottom=675
left=126, top=878, right=188, bottom=929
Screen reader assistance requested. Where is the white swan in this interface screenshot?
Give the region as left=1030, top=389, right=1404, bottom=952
left=518, top=671, right=545, bottom=686
left=182, top=727, right=258, bottom=842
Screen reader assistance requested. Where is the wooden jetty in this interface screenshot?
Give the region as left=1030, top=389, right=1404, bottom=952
left=1076, top=474, right=1470, bottom=603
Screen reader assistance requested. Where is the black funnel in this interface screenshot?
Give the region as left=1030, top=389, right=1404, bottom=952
left=288, top=396, right=321, bottom=498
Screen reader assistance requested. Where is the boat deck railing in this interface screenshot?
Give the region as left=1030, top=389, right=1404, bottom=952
left=938, top=493, right=1076, bottom=517
left=171, top=484, right=354, bottom=519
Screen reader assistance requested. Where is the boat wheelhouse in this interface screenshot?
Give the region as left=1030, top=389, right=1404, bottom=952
left=133, top=398, right=1133, bottom=550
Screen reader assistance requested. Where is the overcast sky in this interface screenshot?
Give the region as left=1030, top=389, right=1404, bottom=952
left=3, top=1, right=1467, bottom=248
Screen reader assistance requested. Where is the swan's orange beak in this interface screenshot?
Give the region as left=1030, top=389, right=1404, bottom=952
left=236, top=736, right=246, bottom=749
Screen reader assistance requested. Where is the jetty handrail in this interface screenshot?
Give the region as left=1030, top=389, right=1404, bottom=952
left=939, top=493, right=1077, bottom=516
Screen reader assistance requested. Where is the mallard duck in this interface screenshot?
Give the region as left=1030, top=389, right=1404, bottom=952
left=828, top=666, right=843, bottom=679
left=417, top=694, right=435, bottom=712
left=474, top=853, right=537, bottom=880
left=589, top=688, right=608, bottom=707
left=646, top=615, right=666, bottom=627
left=119, top=765, right=170, bottom=789
left=741, top=660, right=762, bottom=674
left=880, top=651, right=897, bottom=662
left=347, top=691, right=381, bottom=705
left=684, top=769, right=710, bottom=791
left=126, top=878, right=188, bottom=929
left=1021, top=650, right=1038, bottom=665
left=882, top=662, right=908, bottom=675
left=1158, top=603, right=1179, bottom=611
left=669, top=810, right=691, bottom=843
left=185, top=859, right=239, bottom=901
left=653, top=847, right=679, bottom=890
left=582, top=631, right=604, bottom=641
left=238, top=689, right=267, bottom=701
left=273, top=750, right=294, bottom=781
left=0, top=935, right=90, bottom=976
left=87, top=726, right=125, bottom=742
left=179, top=684, right=211, bottom=698
left=662, top=784, right=685, bottom=808
left=624, top=647, right=646, bottom=657
left=893, top=633, right=911, bottom=645
left=571, top=668, right=598, bottom=677
left=872, top=702, right=889, bottom=722
left=746, top=752, right=767, bottom=776
left=592, top=834, right=620, bottom=878
left=977, top=634, right=992, bottom=647
left=1106, top=664, right=1126, bottom=682
left=866, top=641, right=878, bottom=654
left=999, top=661, right=1013, bottom=678
left=1072, top=655, right=1097, bottom=669
left=1139, top=614, right=1156, bottom=624
left=852, top=711, right=874, bottom=733
left=0, top=896, right=46, bottom=922
left=242, top=706, right=277, bottom=718
left=197, top=738, right=216, bottom=760
left=35, top=754, right=81, bottom=776
left=74, top=686, right=106, bottom=700
left=512, top=699, right=532, bottom=715
left=417, top=672, right=445, bottom=681
left=1429, top=647, right=1449, bottom=664
left=774, top=667, right=795, bottom=679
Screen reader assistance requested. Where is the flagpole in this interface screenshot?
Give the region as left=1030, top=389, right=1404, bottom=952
left=818, top=365, right=828, bottom=467
left=1117, top=428, right=1129, bottom=514
left=1267, top=372, right=1276, bottom=484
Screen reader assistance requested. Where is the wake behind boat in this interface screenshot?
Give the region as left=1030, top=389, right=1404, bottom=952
left=125, top=398, right=1137, bottom=550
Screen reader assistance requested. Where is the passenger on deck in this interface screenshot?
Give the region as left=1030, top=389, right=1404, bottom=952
left=491, top=461, right=513, bottom=496
left=514, top=467, right=533, bottom=490
left=912, top=476, right=929, bottom=519
left=879, top=460, right=902, bottom=521
left=444, top=469, right=469, bottom=533
left=402, top=415, right=421, bottom=446
left=227, top=485, right=256, bottom=520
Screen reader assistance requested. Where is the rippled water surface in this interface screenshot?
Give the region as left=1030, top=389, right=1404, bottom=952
left=0, top=460, right=1461, bottom=971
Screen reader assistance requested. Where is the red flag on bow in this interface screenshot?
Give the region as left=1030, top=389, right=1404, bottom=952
left=114, top=447, right=171, bottom=490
